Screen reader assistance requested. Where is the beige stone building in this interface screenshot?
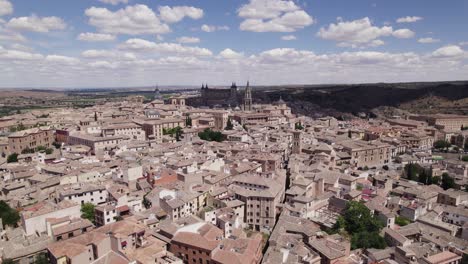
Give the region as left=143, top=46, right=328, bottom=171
left=8, top=127, right=54, bottom=154
left=101, top=122, right=145, bottom=141
left=67, top=133, right=125, bottom=153
left=230, top=173, right=285, bottom=231
left=141, top=118, right=185, bottom=142
left=339, top=140, right=391, bottom=168
left=411, top=114, right=468, bottom=133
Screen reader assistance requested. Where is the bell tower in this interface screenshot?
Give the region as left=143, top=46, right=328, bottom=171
left=243, top=81, right=252, bottom=111
left=292, top=131, right=302, bottom=154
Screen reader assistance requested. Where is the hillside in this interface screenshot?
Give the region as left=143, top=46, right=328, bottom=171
left=254, top=82, right=468, bottom=115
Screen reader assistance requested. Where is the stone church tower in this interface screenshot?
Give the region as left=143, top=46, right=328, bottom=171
left=154, top=85, right=161, bottom=100
left=243, top=81, right=252, bottom=111
left=292, top=131, right=302, bottom=154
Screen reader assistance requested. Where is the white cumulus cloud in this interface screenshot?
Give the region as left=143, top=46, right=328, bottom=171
left=396, top=16, right=423, bottom=23
left=238, top=0, right=314, bottom=32
left=281, top=35, right=296, bottom=40
left=98, top=0, right=128, bottom=5
left=418, top=37, right=440, bottom=44
left=85, top=5, right=170, bottom=35
left=201, top=24, right=230, bottom=32
left=392, top=29, right=415, bottom=39
left=176, top=36, right=200, bottom=44
left=0, top=49, right=43, bottom=60
left=317, top=17, right=392, bottom=47
left=6, top=15, right=66, bottom=32
left=219, top=48, right=244, bottom=59
left=119, top=38, right=213, bottom=57
left=158, top=6, right=203, bottom=23
left=0, top=0, right=13, bottom=16
left=45, top=55, right=79, bottom=65
left=81, top=49, right=136, bottom=60
left=77, top=32, right=116, bottom=42
left=432, top=45, right=464, bottom=58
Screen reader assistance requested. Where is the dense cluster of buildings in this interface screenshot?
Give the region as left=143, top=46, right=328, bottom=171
left=1, top=85, right=468, bottom=264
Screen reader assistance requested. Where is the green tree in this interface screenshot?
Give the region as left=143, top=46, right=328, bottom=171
left=404, top=164, right=420, bottom=181
left=7, top=153, right=18, bottom=163
left=36, top=146, right=47, bottom=152
left=335, top=201, right=383, bottom=234
left=80, top=203, right=95, bottom=222
left=45, top=148, right=54, bottom=155
left=174, top=126, right=183, bottom=141
left=52, top=141, right=62, bottom=149
left=2, top=259, right=15, bottom=264
left=163, top=126, right=183, bottom=141
left=295, top=122, right=304, bottom=130
left=418, top=169, right=431, bottom=185
left=0, top=201, right=20, bottom=228
left=21, top=147, right=35, bottom=154
left=333, top=201, right=386, bottom=250
left=432, top=176, right=441, bottom=185
left=434, top=140, right=451, bottom=150
left=198, top=128, right=225, bottom=142
left=441, top=173, right=456, bottom=190
left=350, top=231, right=387, bottom=250
left=225, top=118, right=234, bottom=130
left=462, top=156, right=468, bottom=162
left=395, top=216, right=411, bottom=226
left=185, top=115, right=192, bottom=127
left=9, top=123, right=26, bottom=132
left=34, top=253, right=49, bottom=264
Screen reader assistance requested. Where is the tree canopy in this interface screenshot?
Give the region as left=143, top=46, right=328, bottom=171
left=198, top=128, right=225, bottom=142
left=0, top=201, right=20, bottom=228
left=441, top=173, right=456, bottom=190
left=395, top=216, right=411, bottom=226
left=34, top=253, right=49, bottom=264
left=81, top=203, right=95, bottom=222
left=404, top=164, right=437, bottom=185
left=295, top=122, right=304, bottom=130
left=163, top=126, right=183, bottom=141
left=185, top=115, right=192, bottom=127
left=433, top=140, right=451, bottom=150
left=7, top=153, right=18, bottom=163
left=225, top=118, right=234, bottom=130
left=333, top=201, right=386, bottom=250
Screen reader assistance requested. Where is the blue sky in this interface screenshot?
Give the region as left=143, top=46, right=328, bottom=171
left=0, top=0, right=467, bottom=88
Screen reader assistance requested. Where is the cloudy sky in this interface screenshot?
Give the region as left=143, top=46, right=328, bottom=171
left=0, top=0, right=467, bottom=88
